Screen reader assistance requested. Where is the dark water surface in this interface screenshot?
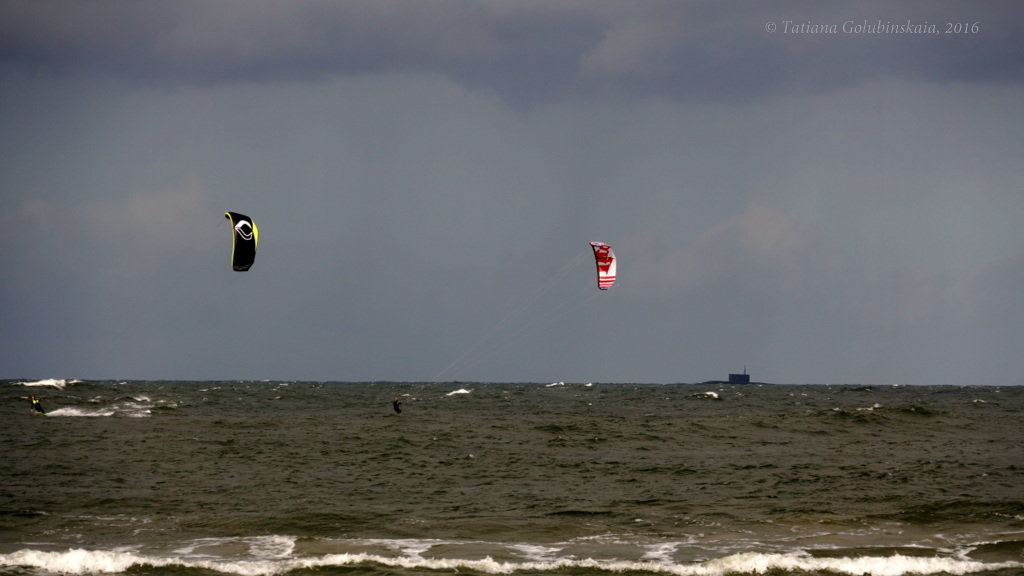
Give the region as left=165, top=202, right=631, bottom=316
left=2, top=380, right=1022, bottom=575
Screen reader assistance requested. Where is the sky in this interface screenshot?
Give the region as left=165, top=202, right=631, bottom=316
left=2, top=1, right=1023, bottom=385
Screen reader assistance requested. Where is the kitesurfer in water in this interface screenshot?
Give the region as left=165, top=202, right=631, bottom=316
left=30, top=396, right=46, bottom=415
left=392, top=397, right=403, bottom=414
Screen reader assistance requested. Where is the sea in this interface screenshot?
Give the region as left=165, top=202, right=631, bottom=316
left=2, top=379, right=1022, bottom=576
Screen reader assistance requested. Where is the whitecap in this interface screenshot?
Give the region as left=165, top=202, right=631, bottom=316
left=508, top=543, right=563, bottom=562
left=1, top=548, right=141, bottom=575
left=248, top=535, right=296, bottom=560
left=641, top=541, right=679, bottom=562
left=17, top=378, right=67, bottom=389
left=691, top=391, right=720, bottom=400
left=47, top=407, right=117, bottom=418
left=446, top=389, right=472, bottom=396
left=3, top=545, right=1021, bottom=576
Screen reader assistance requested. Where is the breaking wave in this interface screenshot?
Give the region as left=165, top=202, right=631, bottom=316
left=1, top=545, right=1020, bottom=576
left=15, top=378, right=79, bottom=390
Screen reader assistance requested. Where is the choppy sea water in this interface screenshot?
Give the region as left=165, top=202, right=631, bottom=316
left=2, top=379, right=1022, bottom=576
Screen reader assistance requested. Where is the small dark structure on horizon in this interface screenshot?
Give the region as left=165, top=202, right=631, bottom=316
left=728, top=371, right=750, bottom=384
left=703, top=367, right=763, bottom=385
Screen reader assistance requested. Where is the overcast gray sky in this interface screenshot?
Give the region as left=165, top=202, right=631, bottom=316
left=3, top=1, right=1023, bottom=384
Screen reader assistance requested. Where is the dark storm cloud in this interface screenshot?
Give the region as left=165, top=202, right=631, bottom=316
left=3, top=1, right=1024, bottom=385
left=2, top=1, right=1022, bottom=103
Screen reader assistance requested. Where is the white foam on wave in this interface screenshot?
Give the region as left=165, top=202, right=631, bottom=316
left=706, top=552, right=1021, bottom=576
left=3, top=546, right=1020, bottom=576
left=508, top=543, right=563, bottom=562
left=44, top=395, right=163, bottom=418
left=641, top=542, right=679, bottom=562
left=17, top=378, right=74, bottom=389
left=446, top=388, right=472, bottom=396
left=357, top=537, right=445, bottom=560
left=1, top=549, right=140, bottom=574
left=173, top=536, right=297, bottom=561
left=46, top=407, right=117, bottom=418
left=691, top=391, right=720, bottom=400
left=0, top=548, right=281, bottom=576
left=293, top=551, right=1024, bottom=575
left=248, top=535, right=297, bottom=560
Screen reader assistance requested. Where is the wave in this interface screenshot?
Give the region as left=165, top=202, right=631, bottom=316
left=45, top=407, right=118, bottom=418
left=690, top=391, right=721, bottom=400
left=2, top=546, right=1020, bottom=576
left=15, top=378, right=79, bottom=389
left=173, top=535, right=297, bottom=560
left=446, top=388, right=472, bottom=396
left=44, top=397, right=165, bottom=418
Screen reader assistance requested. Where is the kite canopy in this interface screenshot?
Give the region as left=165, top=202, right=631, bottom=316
left=589, top=241, right=616, bottom=290
left=224, top=212, right=259, bottom=271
